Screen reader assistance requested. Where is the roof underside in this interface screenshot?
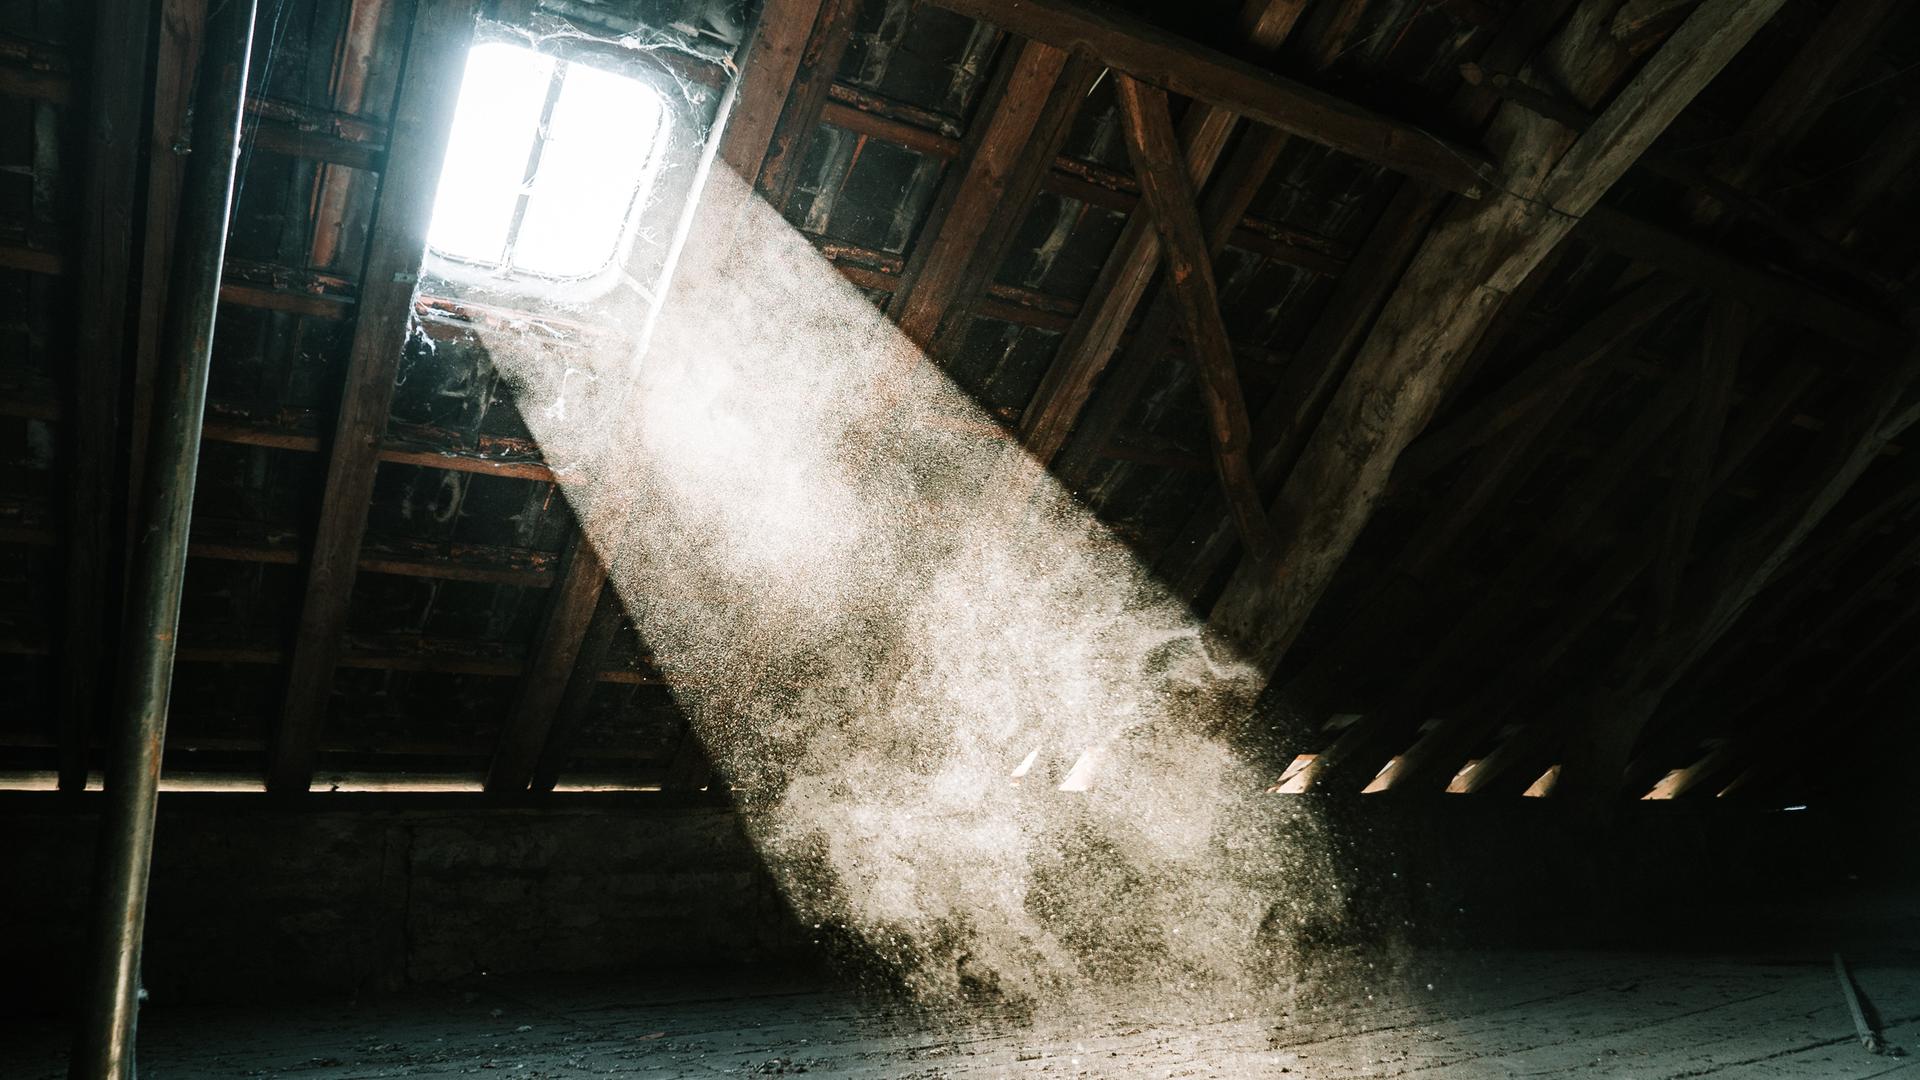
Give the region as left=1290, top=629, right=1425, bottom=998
left=2, top=0, right=1917, bottom=802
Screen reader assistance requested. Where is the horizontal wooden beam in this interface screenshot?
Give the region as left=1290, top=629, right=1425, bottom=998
left=924, top=0, right=1495, bottom=197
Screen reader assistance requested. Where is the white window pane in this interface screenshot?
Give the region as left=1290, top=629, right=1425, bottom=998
left=512, top=62, right=663, bottom=278
left=426, top=43, right=554, bottom=267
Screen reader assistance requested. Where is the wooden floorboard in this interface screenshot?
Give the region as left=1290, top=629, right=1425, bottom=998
left=6, top=945, right=1918, bottom=1077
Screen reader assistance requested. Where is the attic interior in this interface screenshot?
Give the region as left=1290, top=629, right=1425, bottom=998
left=5, top=0, right=1920, bottom=1074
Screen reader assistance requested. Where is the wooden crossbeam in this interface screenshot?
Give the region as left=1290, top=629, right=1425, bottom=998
left=268, top=0, right=479, bottom=794
left=57, top=0, right=155, bottom=791
left=1207, top=0, right=1788, bottom=681
left=923, top=0, right=1495, bottom=198
left=1015, top=0, right=1306, bottom=470
left=1113, top=76, right=1276, bottom=565
left=889, top=39, right=1099, bottom=350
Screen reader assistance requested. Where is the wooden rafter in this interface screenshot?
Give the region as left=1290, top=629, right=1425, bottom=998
left=889, top=39, right=1099, bottom=350
left=268, top=0, right=480, bottom=794
left=924, top=0, right=1496, bottom=198
left=1208, top=0, right=1789, bottom=682
left=1015, top=0, right=1306, bottom=471
left=1113, top=76, right=1276, bottom=565
left=754, top=0, right=862, bottom=209
left=485, top=534, right=607, bottom=793
left=717, top=0, right=832, bottom=181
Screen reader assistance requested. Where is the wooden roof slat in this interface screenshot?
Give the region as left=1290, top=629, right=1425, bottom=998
left=923, top=0, right=1496, bottom=198
left=268, top=0, right=480, bottom=795
left=1207, top=0, right=1787, bottom=681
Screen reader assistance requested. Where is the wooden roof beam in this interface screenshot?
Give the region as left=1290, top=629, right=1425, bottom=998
left=753, top=0, right=863, bottom=208
left=923, top=0, right=1496, bottom=198
left=1208, top=0, right=1788, bottom=681
left=1114, top=75, right=1276, bottom=564
left=1015, top=0, right=1307, bottom=470
left=268, top=0, right=479, bottom=794
left=889, top=39, right=1101, bottom=351
left=718, top=0, right=835, bottom=181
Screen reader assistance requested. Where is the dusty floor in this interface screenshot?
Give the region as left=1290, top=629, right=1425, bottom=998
left=7, top=945, right=1918, bottom=1078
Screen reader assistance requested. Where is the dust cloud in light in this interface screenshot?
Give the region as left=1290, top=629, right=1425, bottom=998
left=479, top=166, right=1345, bottom=1011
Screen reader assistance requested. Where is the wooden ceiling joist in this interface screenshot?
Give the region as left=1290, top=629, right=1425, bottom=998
left=268, top=0, right=480, bottom=795
left=1208, top=0, right=1789, bottom=682
left=924, top=0, right=1496, bottom=198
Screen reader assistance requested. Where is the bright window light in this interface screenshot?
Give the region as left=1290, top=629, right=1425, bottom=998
left=427, top=42, right=666, bottom=283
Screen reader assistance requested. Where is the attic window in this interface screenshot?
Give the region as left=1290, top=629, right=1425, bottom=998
left=426, top=41, right=667, bottom=286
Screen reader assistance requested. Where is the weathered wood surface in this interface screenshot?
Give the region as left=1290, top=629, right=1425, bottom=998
left=1015, top=0, right=1306, bottom=470
left=1113, top=76, right=1275, bottom=565
left=7, top=951, right=1919, bottom=1078
left=1208, top=0, right=1789, bottom=680
left=925, top=0, right=1496, bottom=198
left=270, top=0, right=481, bottom=794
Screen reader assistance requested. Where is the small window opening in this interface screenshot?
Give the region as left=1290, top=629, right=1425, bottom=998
left=427, top=41, right=668, bottom=288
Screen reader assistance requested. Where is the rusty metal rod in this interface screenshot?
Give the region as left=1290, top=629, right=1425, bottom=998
left=68, top=0, right=256, bottom=1073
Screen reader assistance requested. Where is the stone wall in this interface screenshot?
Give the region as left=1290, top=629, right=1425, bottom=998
left=3, top=796, right=802, bottom=1012
left=1, top=793, right=1868, bottom=1013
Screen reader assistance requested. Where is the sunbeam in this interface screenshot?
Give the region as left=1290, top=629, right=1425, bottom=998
left=476, top=166, right=1342, bottom=1010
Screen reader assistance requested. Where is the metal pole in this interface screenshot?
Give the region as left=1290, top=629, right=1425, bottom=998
left=69, top=0, right=255, bottom=1073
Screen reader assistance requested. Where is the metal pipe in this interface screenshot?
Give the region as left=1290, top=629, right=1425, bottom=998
left=69, top=0, right=256, bottom=1073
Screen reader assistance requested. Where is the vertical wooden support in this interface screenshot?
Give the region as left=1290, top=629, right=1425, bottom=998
left=485, top=531, right=606, bottom=793
left=269, top=0, right=480, bottom=793
left=59, top=0, right=155, bottom=791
